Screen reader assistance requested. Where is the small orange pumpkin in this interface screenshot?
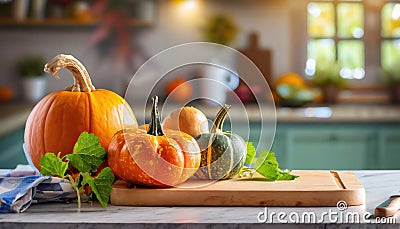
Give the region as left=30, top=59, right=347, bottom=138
left=162, top=106, right=209, bottom=138
left=108, top=96, right=201, bottom=187
left=0, top=86, right=13, bottom=102
left=24, top=54, right=137, bottom=169
left=274, top=72, right=307, bottom=89
left=165, top=77, right=192, bottom=102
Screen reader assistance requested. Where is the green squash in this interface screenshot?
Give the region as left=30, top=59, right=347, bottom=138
left=194, top=104, right=246, bottom=180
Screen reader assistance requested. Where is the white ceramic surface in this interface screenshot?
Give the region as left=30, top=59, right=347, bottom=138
left=200, top=64, right=239, bottom=106
left=22, top=77, right=46, bottom=103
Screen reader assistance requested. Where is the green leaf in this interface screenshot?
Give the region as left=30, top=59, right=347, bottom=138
left=245, top=142, right=257, bottom=165
left=81, top=167, right=115, bottom=208
left=278, top=169, right=299, bottom=181
left=238, top=167, right=256, bottom=178
left=39, top=152, right=68, bottom=178
left=255, top=151, right=280, bottom=181
left=239, top=145, right=299, bottom=181
left=66, top=132, right=106, bottom=173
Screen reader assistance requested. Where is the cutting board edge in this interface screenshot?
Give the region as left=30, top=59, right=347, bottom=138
left=110, top=187, right=366, bottom=207
left=110, top=170, right=365, bottom=207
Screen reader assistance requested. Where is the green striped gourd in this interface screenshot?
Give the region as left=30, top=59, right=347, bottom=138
left=194, top=104, right=246, bottom=180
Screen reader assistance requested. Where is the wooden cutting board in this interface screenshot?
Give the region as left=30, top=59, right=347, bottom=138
left=239, top=32, right=272, bottom=86
left=110, top=170, right=365, bottom=207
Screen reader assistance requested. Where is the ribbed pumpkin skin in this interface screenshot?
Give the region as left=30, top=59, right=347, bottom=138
left=194, top=132, right=246, bottom=180
left=108, top=97, right=201, bottom=187
left=108, top=128, right=201, bottom=187
left=24, top=89, right=137, bottom=169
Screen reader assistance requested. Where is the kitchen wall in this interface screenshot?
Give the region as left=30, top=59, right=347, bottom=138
left=0, top=0, right=301, bottom=98
left=0, top=28, right=139, bottom=96
left=136, top=0, right=299, bottom=76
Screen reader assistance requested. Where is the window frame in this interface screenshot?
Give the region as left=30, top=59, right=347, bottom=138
left=306, top=0, right=366, bottom=80
left=381, top=1, right=400, bottom=72
left=291, top=0, right=389, bottom=91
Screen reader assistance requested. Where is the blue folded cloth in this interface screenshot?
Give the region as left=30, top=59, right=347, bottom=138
left=0, top=165, right=76, bottom=213
left=33, top=176, right=76, bottom=204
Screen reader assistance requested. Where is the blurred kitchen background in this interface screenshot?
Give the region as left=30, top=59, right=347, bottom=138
left=0, top=0, right=399, bottom=170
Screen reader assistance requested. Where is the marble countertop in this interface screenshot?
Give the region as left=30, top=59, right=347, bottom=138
left=0, top=170, right=399, bottom=228
left=142, top=103, right=400, bottom=123
left=275, top=104, right=400, bottom=123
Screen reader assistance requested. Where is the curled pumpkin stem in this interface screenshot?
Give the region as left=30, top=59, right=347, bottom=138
left=44, top=54, right=95, bottom=92
left=211, top=104, right=231, bottom=133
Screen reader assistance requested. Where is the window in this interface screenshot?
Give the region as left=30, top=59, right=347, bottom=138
left=381, top=2, right=400, bottom=73
left=305, top=0, right=365, bottom=80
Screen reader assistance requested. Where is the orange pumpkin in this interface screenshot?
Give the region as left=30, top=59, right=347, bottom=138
left=24, top=54, right=137, bottom=169
left=162, top=106, right=209, bottom=138
left=165, top=77, right=192, bottom=102
left=274, top=72, right=308, bottom=91
left=108, top=96, right=201, bottom=187
left=0, top=87, right=13, bottom=102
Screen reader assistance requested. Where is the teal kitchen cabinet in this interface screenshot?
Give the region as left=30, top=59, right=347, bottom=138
left=0, top=128, right=28, bottom=169
left=0, top=103, right=33, bottom=169
left=270, top=127, right=288, bottom=168
left=1, top=121, right=397, bottom=170
left=378, top=129, right=400, bottom=169
left=277, top=123, right=400, bottom=170
left=286, top=128, right=375, bottom=170
left=236, top=122, right=400, bottom=170
left=227, top=122, right=288, bottom=168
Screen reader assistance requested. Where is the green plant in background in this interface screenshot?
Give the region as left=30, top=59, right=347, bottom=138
left=311, top=61, right=346, bottom=88
left=383, top=64, right=400, bottom=85
left=18, top=55, right=46, bottom=78
left=203, top=14, right=238, bottom=45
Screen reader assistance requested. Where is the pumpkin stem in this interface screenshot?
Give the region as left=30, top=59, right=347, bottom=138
left=210, top=104, right=231, bottom=133
left=44, top=54, right=95, bottom=92
left=147, top=96, right=164, bottom=136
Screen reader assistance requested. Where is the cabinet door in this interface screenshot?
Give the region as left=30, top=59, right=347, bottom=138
left=378, top=129, right=400, bottom=169
left=227, top=122, right=271, bottom=148
left=0, top=128, right=28, bottom=169
left=228, top=122, right=275, bottom=164
left=271, top=127, right=288, bottom=168
left=286, top=129, right=374, bottom=170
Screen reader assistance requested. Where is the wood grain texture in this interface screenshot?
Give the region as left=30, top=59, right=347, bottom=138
left=110, top=170, right=365, bottom=207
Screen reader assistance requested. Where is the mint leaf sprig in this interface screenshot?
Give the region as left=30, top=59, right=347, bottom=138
left=239, top=142, right=299, bottom=181
left=39, top=132, right=115, bottom=208
left=40, top=152, right=69, bottom=178
left=67, top=132, right=107, bottom=173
